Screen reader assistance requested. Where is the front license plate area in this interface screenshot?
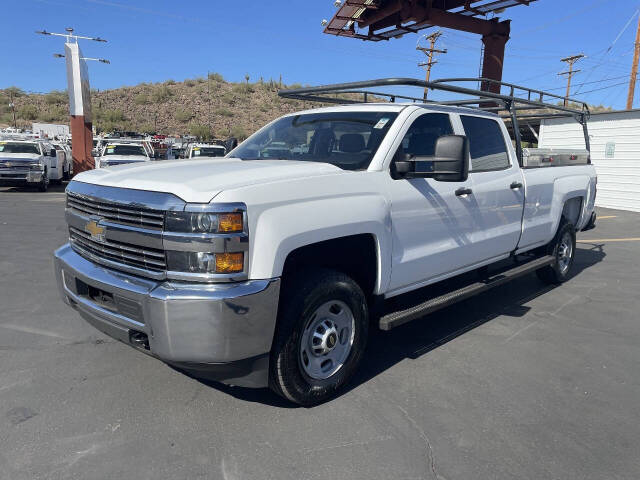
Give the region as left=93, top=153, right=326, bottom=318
left=75, top=278, right=117, bottom=312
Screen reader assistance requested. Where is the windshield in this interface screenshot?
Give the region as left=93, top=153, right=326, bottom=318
left=191, top=147, right=225, bottom=158
left=0, top=142, right=40, bottom=155
left=103, top=145, right=147, bottom=156
left=231, top=111, right=399, bottom=171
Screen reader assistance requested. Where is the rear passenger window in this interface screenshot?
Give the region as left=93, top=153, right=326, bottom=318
left=400, top=113, right=453, bottom=157
left=460, top=116, right=510, bottom=171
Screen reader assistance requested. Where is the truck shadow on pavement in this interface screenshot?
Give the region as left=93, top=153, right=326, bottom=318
left=193, top=245, right=605, bottom=408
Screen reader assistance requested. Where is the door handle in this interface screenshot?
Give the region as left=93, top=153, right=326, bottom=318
left=510, top=181, right=523, bottom=190
left=455, top=187, right=473, bottom=196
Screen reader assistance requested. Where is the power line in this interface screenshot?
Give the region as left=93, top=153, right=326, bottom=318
left=579, top=81, right=628, bottom=95
left=514, top=0, right=609, bottom=37
left=575, top=8, right=640, bottom=94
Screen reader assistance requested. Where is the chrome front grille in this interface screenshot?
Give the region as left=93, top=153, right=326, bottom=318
left=69, top=227, right=166, bottom=273
left=67, top=191, right=164, bottom=230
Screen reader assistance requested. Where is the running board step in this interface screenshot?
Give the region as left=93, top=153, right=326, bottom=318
left=379, top=255, right=555, bottom=331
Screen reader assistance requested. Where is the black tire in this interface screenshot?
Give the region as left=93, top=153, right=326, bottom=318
left=536, top=218, right=576, bottom=284
left=269, top=268, right=369, bottom=406
left=38, top=168, right=49, bottom=192
left=63, top=165, right=71, bottom=181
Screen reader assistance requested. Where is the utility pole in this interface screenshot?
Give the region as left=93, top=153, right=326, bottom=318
left=627, top=15, right=640, bottom=109
left=417, top=31, right=447, bottom=101
left=558, top=54, right=584, bottom=107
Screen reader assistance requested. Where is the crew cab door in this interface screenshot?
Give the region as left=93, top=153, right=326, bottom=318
left=385, top=111, right=478, bottom=294
left=460, top=115, right=525, bottom=260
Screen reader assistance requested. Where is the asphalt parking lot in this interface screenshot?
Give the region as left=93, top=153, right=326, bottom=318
left=1, top=184, right=639, bottom=480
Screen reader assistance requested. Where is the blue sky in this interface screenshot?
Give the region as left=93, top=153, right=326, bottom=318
left=2, top=0, right=639, bottom=109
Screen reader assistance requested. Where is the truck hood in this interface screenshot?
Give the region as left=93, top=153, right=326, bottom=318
left=73, top=158, right=343, bottom=203
left=0, top=153, right=42, bottom=162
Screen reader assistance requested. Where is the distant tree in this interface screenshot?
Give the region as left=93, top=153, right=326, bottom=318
left=3, top=86, right=25, bottom=98
left=245, top=73, right=250, bottom=84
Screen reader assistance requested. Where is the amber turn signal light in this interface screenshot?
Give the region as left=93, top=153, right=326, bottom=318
left=215, top=252, right=244, bottom=273
left=217, top=213, right=243, bottom=233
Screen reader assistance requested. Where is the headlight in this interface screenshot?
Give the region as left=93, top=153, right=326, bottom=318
left=165, top=211, right=244, bottom=233
left=29, top=162, right=44, bottom=170
left=166, top=251, right=244, bottom=274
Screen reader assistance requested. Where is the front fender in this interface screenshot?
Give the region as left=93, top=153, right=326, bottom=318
left=248, top=193, right=392, bottom=295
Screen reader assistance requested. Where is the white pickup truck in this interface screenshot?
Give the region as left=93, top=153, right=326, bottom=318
left=54, top=78, right=597, bottom=405
left=0, top=139, right=71, bottom=191
left=96, top=141, right=152, bottom=168
left=186, top=143, right=227, bottom=159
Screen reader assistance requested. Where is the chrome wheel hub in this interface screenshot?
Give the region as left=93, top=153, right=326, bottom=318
left=300, top=300, right=355, bottom=380
left=557, top=231, right=573, bottom=274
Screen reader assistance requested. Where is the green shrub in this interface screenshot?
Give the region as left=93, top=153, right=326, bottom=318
left=138, top=122, right=155, bottom=134
left=104, top=109, right=125, bottom=122
left=18, top=104, right=38, bottom=120
left=151, top=85, right=173, bottom=103
left=221, top=92, right=235, bottom=104
left=44, top=90, right=67, bottom=105
left=215, top=108, right=233, bottom=117
left=184, top=79, right=196, bottom=87
left=134, top=93, right=150, bottom=105
left=175, top=109, right=193, bottom=123
left=165, top=79, right=176, bottom=85
left=208, top=72, right=224, bottom=82
left=232, top=83, right=253, bottom=95
left=189, top=123, right=212, bottom=141
left=230, top=125, right=248, bottom=140
left=41, top=106, right=66, bottom=122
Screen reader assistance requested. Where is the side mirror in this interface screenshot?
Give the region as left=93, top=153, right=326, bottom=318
left=49, top=148, right=57, bottom=157
left=395, top=135, right=469, bottom=182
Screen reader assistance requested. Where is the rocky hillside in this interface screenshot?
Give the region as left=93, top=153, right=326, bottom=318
left=0, top=74, right=319, bottom=140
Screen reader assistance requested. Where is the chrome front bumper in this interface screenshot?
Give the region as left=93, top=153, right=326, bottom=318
left=54, top=243, right=280, bottom=387
left=0, top=169, right=43, bottom=184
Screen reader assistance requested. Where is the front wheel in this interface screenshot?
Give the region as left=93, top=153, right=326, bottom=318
left=38, top=168, right=49, bottom=192
left=537, top=219, right=576, bottom=284
left=269, top=269, right=369, bottom=406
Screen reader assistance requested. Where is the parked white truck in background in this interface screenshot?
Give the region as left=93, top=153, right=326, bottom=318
left=54, top=78, right=597, bottom=405
left=96, top=141, right=152, bottom=168
left=0, top=138, right=72, bottom=191
left=186, top=143, right=227, bottom=159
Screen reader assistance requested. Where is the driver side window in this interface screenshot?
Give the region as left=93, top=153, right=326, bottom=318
left=399, top=113, right=453, bottom=157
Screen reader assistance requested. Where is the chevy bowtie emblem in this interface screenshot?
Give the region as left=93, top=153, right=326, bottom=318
left=85, top=220, right=106, bottom=242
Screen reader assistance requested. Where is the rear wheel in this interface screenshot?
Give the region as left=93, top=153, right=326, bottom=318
left=269, top=269, right=369, bottom=406
left=537, top=218, right=576, bottom=284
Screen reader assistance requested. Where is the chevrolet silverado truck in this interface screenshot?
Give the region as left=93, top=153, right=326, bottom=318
left=96, top=141, right=152, bottom=168
left=54, top=78, right=597, bottom=405
left=0, top=138, right=66, bottom=191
